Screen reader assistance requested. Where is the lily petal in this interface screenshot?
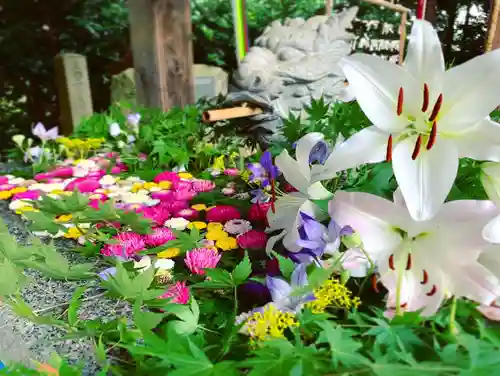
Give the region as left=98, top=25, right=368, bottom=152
left=392, top=135, right=459, bottom=221
left=340, top=53, right=419, bottom=132
left=329, top=191, right=406, bottom=262
left=483, top=214, right=500, bottom=244
left=317, top=126, right=388, bottom=182
left=275, top=150, right=310, bottom=194
left=456, top=118, right=500, bottom=161
left=295, top=132, right=325, bottom=179
left=440, top=48, right=500, bottom=132
left=403, top=20, right=445, bottom=92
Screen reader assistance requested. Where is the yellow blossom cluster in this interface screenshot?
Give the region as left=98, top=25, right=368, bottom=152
left=245, top=304, right=299, bottom=343
left=0, top=187, right=28, bottom=200
left=306, top=278, right=361, bottom=314
left=57, top=137, right=105, bottom=157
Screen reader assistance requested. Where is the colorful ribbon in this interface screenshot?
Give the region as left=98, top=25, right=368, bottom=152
left=232, top=0, right=250, bottom=64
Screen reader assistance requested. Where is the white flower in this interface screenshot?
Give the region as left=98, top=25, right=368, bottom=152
left=266, top=133, right=335, bottom=252
left=330, top=190, right=500, bottom=316
left=165, top=217, right=190, bottom=230
left=155, top=259, right=175, bottom=270
left=9, top=200, right=33, bottom=212
left=319, top=20, right=500, bottom=221
left=481, top=162, right=500, bottom=206
left=109, top=122, right=121, bottom=137
left=224, top=219, right=252, bottom=235
left=28, top=183, right=66, bottom=193
left=12, top=134, right=25, bottom=148
left=8, top=177, right=25, bottom=186
left=99, top=175, right=116, bottom=187
left=32, top=122, right=59, bottom=141
left=134, top=256, right=152, bottom=272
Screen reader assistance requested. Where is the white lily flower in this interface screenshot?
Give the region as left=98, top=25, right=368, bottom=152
left=109, top=122, right=122, bottom=137
left=319, top=20, right=500, bottom=221
left=330, top=190, right=500, bottom=316
left=266, top=133, right=334, bottom=252
left=481, top=162, right=500, bottom=206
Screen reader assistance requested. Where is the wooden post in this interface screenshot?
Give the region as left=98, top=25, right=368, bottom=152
left=486, top=0, right=500, bottom=52
left=127, top=0, right=195, bottom=111
left=54, top=53, right=94, bottom=135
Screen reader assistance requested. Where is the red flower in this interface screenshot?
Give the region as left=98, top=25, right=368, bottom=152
left=206, top=205, right=241, bottom=223
left=237, top=230, right=268, bottom=250
left=248, top=202, right=272, bottom=223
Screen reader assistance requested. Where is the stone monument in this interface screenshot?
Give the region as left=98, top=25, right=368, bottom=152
left=225, top=6, right=359, bottom=146
left=110, top=65, right=229, bottom=106
left=54, top=53, right=94, bottom=135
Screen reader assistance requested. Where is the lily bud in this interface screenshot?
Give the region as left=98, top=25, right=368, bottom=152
left=12, top=134, right=25, bottom=148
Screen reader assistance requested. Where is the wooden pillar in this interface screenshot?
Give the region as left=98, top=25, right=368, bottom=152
left=486, top=0, right=500, bottom=51
left=127, top=0, right=195, bottom=110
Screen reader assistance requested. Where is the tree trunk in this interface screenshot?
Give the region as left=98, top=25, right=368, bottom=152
left=424, top=0, right=438, bottom=25
left=442, top=1, right=458, bottom=60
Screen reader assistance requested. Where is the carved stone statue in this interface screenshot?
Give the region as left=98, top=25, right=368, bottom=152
left=226, top=7, right=358, bottom=146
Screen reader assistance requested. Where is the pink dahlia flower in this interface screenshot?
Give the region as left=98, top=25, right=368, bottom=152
left=0, top=176, right=9, bottom=185
left=206, top=205, right=241, bottom=223
left=174, top=208, right=199, bottom=221
left=224, top=168, right=240, bottom=176
left=185, top=248, right=221, bottom=275
left=150, top=190, right=174, bottom=201
left=144, top=227, right=176, bottom=247
left=101, top=232, right=145, bottom=258
left=154, top=171, right=180, bottom=184
left=65, top=178, right=101, bottom=193
left=12, top=190, right=41, bottom=200
left=141, top=206, right=171, bottom=226
left=0, top=184, right=17, bottom=191
left=173, top=180, right=193, bottom=191
left=160, top=281, right=190, bottom=304
left=237, top=230, right=268, bottom=250
left=191, top=179, right=215, bottom=193
left=173, top=188, right=197, bottom=201
left=160, top=200, right=189, bottom=213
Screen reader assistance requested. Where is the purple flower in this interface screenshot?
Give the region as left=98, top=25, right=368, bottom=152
left=98, top=267, right=117, bottom=281
left=289, top=212, right=353, bottom=265
left=265, top=264, right=315, bottom=312
left=250, top=189, right=270, bottom=203
left=127, top=113, right=141, bottom=128
left=32, top=122, right=59, bottom=141
left=308, top=140, right=331, bottom=165
left=247, top=151, right=279, bottom=187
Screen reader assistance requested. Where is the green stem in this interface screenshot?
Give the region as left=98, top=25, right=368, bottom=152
left=449, top=296, right=458, bottom=336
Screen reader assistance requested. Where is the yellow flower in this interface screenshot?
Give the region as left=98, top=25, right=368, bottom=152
left=241, top=170, right=251, bottom=183
left=64, top=226, right=86, bottom=239
left=178, top=172, right=193, bottom=179
left=207, top=222, right=223, bottom=231
left=206, top=229, right=229, bottom=241
left=143, top=182, right=158, bottom=190
left=158, top=248, right=181, bottom=258
left=212, top=155, right=226, bottom=171
left=305, top=278, right=361, bottom=314
left=10, top=187, right=27, bottom=194
left=158, top=181, right=172, bottom=190
left=245, top=304, right=299, bottom=343
left=131, top=183, right=144, bottom=193
left=0, top=191, right=12, bottom=200
left=191, top=204, right=207, bottom=211
left=55, top=214, right=73, bottom=223
left=188, top=221, right=207, bottom=230
left=15, top=206, right=38, bottom=215
left=216, top=236, right=238, bottom=251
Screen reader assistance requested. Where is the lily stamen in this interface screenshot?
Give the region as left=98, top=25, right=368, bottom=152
left=428, top=94, right=443, bottom=122
left=389, top=254, right=395, bottom=270
left=411, top=135, right=422, bottom=160
left=372, top=274, right=379, bottom=293
left=400, top=302, right=408, bottom=308
left=421, top=270, right=429, bottom=284
left=427, top=121, right=437, bottom=150
left=386, top=135, right=393, bottom=162
left=406, top=254, right=412, bottom=270
left=426, top=285, right=437, bottom=296
left=397, top=87, right=404, bottom=116
left=422, top=83, right=429, bottom=112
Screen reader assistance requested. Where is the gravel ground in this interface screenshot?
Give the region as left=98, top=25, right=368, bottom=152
left=0, top=202, right=130, bottom=374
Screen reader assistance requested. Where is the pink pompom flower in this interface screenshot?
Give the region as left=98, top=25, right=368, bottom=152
left=12, top=190, right=41, bottom=200
left=206, top=205, right=241, bottom=223
left=224, top=168, right=240, bottom=176
left=144, top=227, right=176, bottom=247
left=174, top=208, right=199, bottom=221
left=154, top=171, right=180, bottom=184
left=185, top=248, right=221, bottom=275
left=173, top=188, right=197, bottom=201
left=160, top=281, right=190, bottom=304
left=237, top=230, right=268, bottom=250
left=101, top=232, right=145, bottom=258
left=191, top=179, right=216, bottom=193
left=141, top=206, right=171, bottom=226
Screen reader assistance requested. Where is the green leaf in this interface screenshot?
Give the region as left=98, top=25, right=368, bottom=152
left=24, top=211, right=63, bottom=234
left=272, top=252, right=295, bottom=279
left=232, top=251, right=251, bottom=285
left=0, top=259, right=29, bottom=295
left=316, top=321, right=367, bottom=368
left=67, top=286, right=86, bottom=326
left=167, top=298, right=200, bottom=335
left=192, top=268, right=234, bottom=289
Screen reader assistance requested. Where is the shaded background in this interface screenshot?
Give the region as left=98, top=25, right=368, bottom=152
left=0, top=0, right=494, bottom=151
